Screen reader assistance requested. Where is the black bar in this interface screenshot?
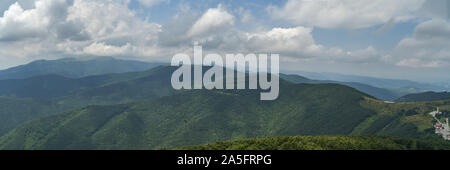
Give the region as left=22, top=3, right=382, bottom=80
left=0, top=150, right=446, bottom=169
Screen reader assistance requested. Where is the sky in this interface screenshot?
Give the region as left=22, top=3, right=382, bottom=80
left=0, top=0, right=449, bottom=82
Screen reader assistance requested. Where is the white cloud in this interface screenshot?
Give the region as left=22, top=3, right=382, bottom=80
left=396, top=59, right=445, bottom=68
left=0, top=0, right=163, bottom=67
left=325, top=46, right=379, bottom=63
left=83, top=42, right=135, bottom=56
left=0, top=0, right=73, bottom=41
left=67, top=0, right=161, bottom=41
left=160, top=7, right=385, bottom=65
left=269, top=0, right=425, bottom=29
left=394, top=19, right=450, bottom=68
left=0, top=0, right=442, bottom=79
left=246, top=27, right=322, bottom=57
left=188, top=5, right=234, bottom=38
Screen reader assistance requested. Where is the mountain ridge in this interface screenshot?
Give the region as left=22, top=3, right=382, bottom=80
left=280, top=74, right=400, bottom=101
left=396, top=91, right=450, bottom=102
left=0, top=76, right=444, bottom=149
left=0, top=56, right=162, bottom=80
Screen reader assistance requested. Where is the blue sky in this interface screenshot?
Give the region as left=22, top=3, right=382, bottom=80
left=0, top=0, right=449, bottom=82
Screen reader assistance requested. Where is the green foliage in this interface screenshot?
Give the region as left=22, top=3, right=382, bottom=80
left=0, top=66, right=449, bottom=150
left=0, top=97, right=63, bottom=136
left=2, top=79, right=438, bottom=150
left=176, top=135, right=450, bottom=150
left=0, top=66, right=178, bottom=137
left=280, top=74, right=400, bottom=101
left=55, top=66, right=180, bottom=107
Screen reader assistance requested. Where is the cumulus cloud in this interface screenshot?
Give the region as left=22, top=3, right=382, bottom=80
left=266, top=0, right=450, bottom=70
left=157, top=5, right=384, bottom=65
left=394, top=19, right=450, bottom=68
left=0, top=0, right=162, bottom=65
left=157, top=5, right=245, bottom=53
left=188, top=5, right=234, bottom=38
left=246, top=27, right=322, bottom=57
left=67, top=0, right=161, bottom=42
left=0, top=0, right=73, bottom=41
left=269, top=0, right=425, bottom=29
left=83, top=42, right=135, bottom=56
left=0, top=0, right=443, bottom=78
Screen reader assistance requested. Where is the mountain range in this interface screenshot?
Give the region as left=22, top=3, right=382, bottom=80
left=0, top=67, right=446, bottom=149
left=292, top=70, right=448, bottom=97
left=0, top=56, right=161, bottom=80
left=280, top=74, right=400, bottom=101
left=0, top=57, right=448, bottom=150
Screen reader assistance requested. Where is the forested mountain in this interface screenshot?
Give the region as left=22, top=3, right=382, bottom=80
left=177, top=135, right=450, bottom=150
left=0, top=65, right=175, bottom=100
left=0, top=97, right=64, bottom=135
left=294, top=71, right=448, bottom=96
left=0, top=75, right=445, bottom=150
left=280, top=74, right=400, bottom=101
left=396, top=92, right=450, bottom=102
left=0, top=66, right=179, bottom=137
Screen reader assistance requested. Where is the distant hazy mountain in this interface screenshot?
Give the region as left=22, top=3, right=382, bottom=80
left=0, top=66, right=170, bottom=99
left=0, top=57, right=162, bottom=80
left=293, top=71, right=447, bottom=96
left=0, top=67, right=443, bottom=149
left=280, top=74, right=400, bottom=101
left=0, top=66, right=398, bottom=101
left=396, top=91, right=450, bottom=102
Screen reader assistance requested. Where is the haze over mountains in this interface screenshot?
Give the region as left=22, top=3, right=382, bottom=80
left=0, top=57, right=162, bottom=80
left=0, top=73, right=444, bottom=149
left=396, top=92, right=450, bottom=103
left=0, top=57, right=446, bottom=101
left=280, top=74, right=400, bottom=101
left=0, top=57, right=448, bottom=150
left=293, top=71, right=449, bottom=97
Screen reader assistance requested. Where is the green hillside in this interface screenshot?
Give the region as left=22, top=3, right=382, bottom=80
left=0, top=77, right=446, bottom=150
left=353, top=97, right=446, bottom=139
left=0, top=66, right=181, bottom=137
left=176, top=135, right=450, bottom=150
left=54, top=66, right=179, bottom=107
left=0, top=97, right=64, bottom=135
left=280, top=74, right=400, bottom=101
